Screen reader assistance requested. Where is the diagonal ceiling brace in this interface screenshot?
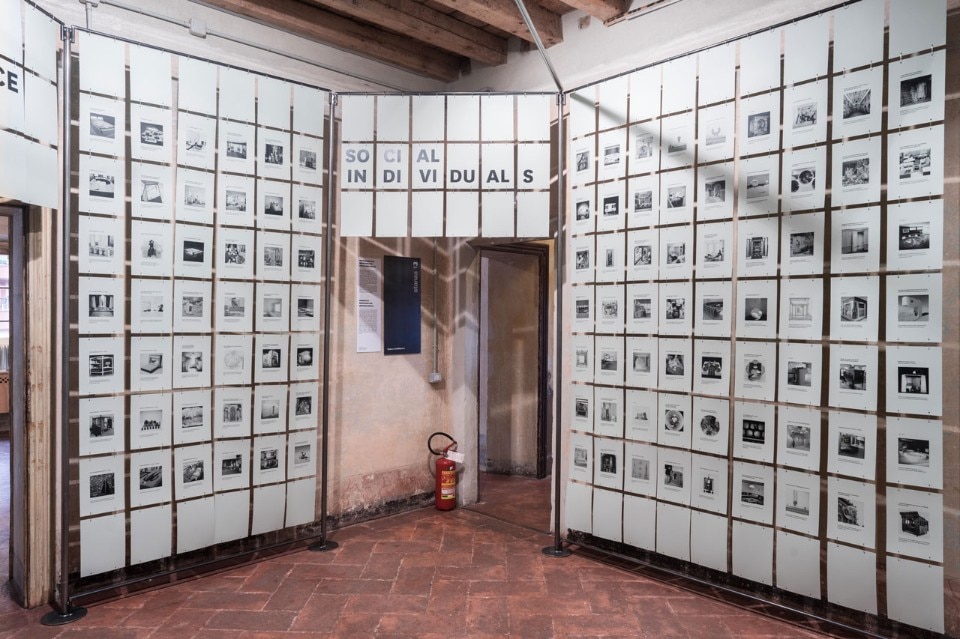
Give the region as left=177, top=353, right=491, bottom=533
left=512, top=0, right=565, bottom=92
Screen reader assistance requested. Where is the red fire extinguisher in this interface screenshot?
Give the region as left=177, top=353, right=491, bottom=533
left=428, top=432, right=457, bottom=511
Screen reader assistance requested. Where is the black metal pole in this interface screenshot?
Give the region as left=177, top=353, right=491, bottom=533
left=42, top=26, right=88, bottom=625
left=309, top=92, right=338, bottom=552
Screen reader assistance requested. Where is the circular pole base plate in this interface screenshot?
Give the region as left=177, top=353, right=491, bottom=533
left=542, top=545, right=572, bottom=558
left=308, top=539, right=339, bottom=552
left=40, top=606, right=88, bottom=626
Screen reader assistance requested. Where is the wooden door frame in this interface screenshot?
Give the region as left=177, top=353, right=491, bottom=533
left=477, top=242, right=550, bottom=478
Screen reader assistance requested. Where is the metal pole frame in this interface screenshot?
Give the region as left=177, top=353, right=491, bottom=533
left=309, top=91, right=339, bottom=552
left=41, top=25, right=89, bottom=626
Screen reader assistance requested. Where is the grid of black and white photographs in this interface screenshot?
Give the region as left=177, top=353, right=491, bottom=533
left=337, top=93, right=553, bottom=238
left=563, top=0, right=946, bottom=632
left=75, top=33, right=327, bottom=580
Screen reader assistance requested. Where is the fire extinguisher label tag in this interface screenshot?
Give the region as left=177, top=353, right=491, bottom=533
left=445, top=451, right=465, bottom=463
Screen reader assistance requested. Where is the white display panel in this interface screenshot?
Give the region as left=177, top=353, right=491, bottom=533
left=827, top=476, right=876, bottom=549
left=129, top=45, right=172, bottom=107
left=697, top=43, right=735, bottom=106
left=780, top=212, right=824, bottom=276
left=830, top=207, right=880, bottom=274
left=783, top=80, right=827, bottom=148
left=78, top=32, right=125, bottom=98
left=828, top=344, right=878, bottom=412
left=775, top=531, right=821, bottom=600
left=739, top=29, right=781, bottom=96
left=827, top=543, right=877, bottom=614
left=827, top=410, right=877, bottom=481
left=732, top=521, right=773, bottom=586
left=885, top=346, right=942, bottom=417
left=690, top=511, right=727, bottom=572
left=832, top=66, right=883, bottom=140
left=887, top=125, right=945, bottom=201
left=783, top=14, right=829, bottom=84
left=885, top=416, right=942, bottom=490
left=778, top=278, right=824, bottom=341
left=832, top=0, right=884, bottom=71
left=776, top=469, right=820, bottom=537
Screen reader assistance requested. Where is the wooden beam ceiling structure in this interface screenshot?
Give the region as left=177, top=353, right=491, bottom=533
left=197, top=0, right=632, bottom=82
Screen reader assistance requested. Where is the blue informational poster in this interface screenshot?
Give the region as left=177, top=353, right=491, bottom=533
left=383, top=256, right=421, bottom=355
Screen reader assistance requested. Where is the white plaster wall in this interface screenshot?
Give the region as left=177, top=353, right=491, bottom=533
left=37, top=0, right=445, bottom=92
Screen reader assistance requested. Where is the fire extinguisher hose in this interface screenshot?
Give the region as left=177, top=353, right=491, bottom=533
left=427, top=431, right=457, bottom=456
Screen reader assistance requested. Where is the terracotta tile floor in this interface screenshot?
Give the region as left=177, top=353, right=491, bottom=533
left=0, top=497, right=866, bottom=639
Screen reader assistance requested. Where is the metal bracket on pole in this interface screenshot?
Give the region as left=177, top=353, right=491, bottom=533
left=309, top=91, right=339, bottom=553
left=42, top=25, right=88, bottom=626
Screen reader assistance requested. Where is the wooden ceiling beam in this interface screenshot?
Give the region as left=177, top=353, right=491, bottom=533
left=300, top=0, right=508, bottom=65
left=428, top=0, right=563, bottom=47
left=196, top=0, right=465, bottom=81
left=552, top=0, right=625, bottom=22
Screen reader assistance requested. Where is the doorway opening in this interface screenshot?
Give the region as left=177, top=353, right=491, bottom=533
left=470, top=242, right=552, bottom=533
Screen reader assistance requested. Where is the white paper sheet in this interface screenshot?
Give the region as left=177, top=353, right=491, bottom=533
left=887, top=200, right=942, bottom=272
left=623, top=495, right=656, bottom=551
left=215, top=228, right=254, bottom=281
left=783, top=14, right=828, bottom=85
left=178, top=58, right=218, bottom=116
left=215, top=438, right=251, bottom=491
left=888, top=51, right=945, bottom=130
left=658, top=337, right=691, bottom=393
left=173, top=382, right=212, bottom=441
left=293, top=85, right=325, bottom=137
left=830, top=207, right=880, bottom=275
left=258, top=128, right=292, bottom=183
left=626, top=228, right=657, bottom=281
left=216, top=173, right=255, bottom=228
left=737, top=217, right=779, bottom=277
left=374, top=190, right=409, bottom=237
left=832, top=137, right=881, bottom=207
left=290, top=284, right=322, bottom=333
left=830, top=275, right=879, bottom=341
left=624, top=441, right=657, bottom=498
left=626, top=389, right=657, bottom=442
left=776, top=468, right=820, bottom=537
left=595, top=233, right=623, bottom=284
left=735, top=278, right=778, bottom=339
left=78, top=336, right=125, bottom=396
left=657, top=449, right=691, bottom=506
left=569, top=89, right=596, bottom=140
left=78, top=395, right=125, bottom=457
left=445, top=191, right=479, bottom=237
left=827, top=476, right=875, bottom=549
left=177, top=112, right=216, bottom=171
left=592, top=487, right=623, bottom=543
left=293, top=135, right=323, bottom=188
left=657, top=392, right=691, bottom=449
left=887, top=125, right=945, bottom=201
left=775, top=531, right=821, bottom=600
left=257, top=180, right=288, bottom=231
left=780, top=212, right=824, bottom=276
left=0, top=0, right=23, bottom=65
left=597, top=76, right=627, bottom=131
left=738, top=154, right=779, bottom=217
left=214, top=335, right=253, bottom=388
left=827, top=542, right=877, bottom=614
left=886, top=557, right=944, bottom=634
left=886, top=345, right=942, bottom=417
left=253, top=433, right=286, bottom=487
left=733, top=340, right=776, bottom=402
left=130, top=505, right=172, bottom=566
left=130, top=162, right=172, bottom=221
left=696, top=278, right=733, bottom=340
left=257, top=76, right=291, bottom=130
left=287, top=431, right=317, bottom=479
left=79, top=154, right=125, bottom=217
left=79, top=454, right=125, bottom=517
left=655, top=502, right=690, bottom=561
left=660, top=55, right=696, bottom=115
left=571, top=142, right=594, bottom=187
left=658, top=281, right=692, bottom=336
left=691, top=396, right=728, bottom=456
left=176, top=495, right=216, bottom=553
left=129, top=45, right=171, bottom=107
left=564, top=480, right=593, bottom=533
left=80, top=513, right=125, bottom=577
left=733, top=401, right=775, bottom=463
left=783, top=80, right=827, bottom=149
left=659, top=113, right=694, bottom=172
left=599, top=130, right=627, bottom=183
left=173, top=223, right=213, bottom=278
left=625, top=283, right=658, bottom=335
left=658, top=223, right=692, bottom=279
left=175, top=168, right=214, bottom=225
left=23, top=73, right=57, bottom=146
left=255, top=333, right=289, bottom=384
left=290, top=333, right=320, bottom=382
left=886, top=273, right=942, bottom=344
left=175, top=442, right=213, bottom=499
left=482, top=190, right=515, bottom=238
left=886, top=416, right=942, bottom=490
left=446, top=95, right=480, bottom=142
left=778, top=278, right=823, bottom=341
left=516, top=94, right=551, bottom=142
left=739, top=29, right=781, bottom=96
left=832, top=66, right=884, bottom=140
left=215, top=282, right=253, bottom=335
left=219, top=67, right=256, bottom=123
left=130, top=448, right=172, bottom=507
left=889, top=0, right=946, bottom=58
left=214, top=386, right=252, bottom=439
left=628, top=65, right=660, bottom=123
left=629, top=122, right=659, bottom=178
left=78, top=32, right=125, bottom=98
left=691, top=454, right=727, bottom=515
left=732, top=521, right=773, bottom=585
left=256, top=230, right=290, bottom=281
left=832, top=0, right=883, bottom=71
left=130, top=336, right=173, bottom=392
left=571, top=384, right=593, bottom=433
left=286, top=479, right=317, bottom=528
left=827, top=410, right=877, bottom=481
left=696, top=162, right=733, bottom=222
left=693, top=339, right=730, bottom=396
left=593, top=438, right=624, bottom=490
left=571, top=286, right=593, bottom=334
left=218, top=120, right=256, bottom=175
left=570, top=431, right=593, bottom=481
left=698, top=43, right=735, bottom=106
left=828, top=344, right=878, bottom=411
left=129, top=392, right=171, bottom=450
left=777, top=405, right=821, bottom=472
left=594, top=335, right=624, bottom=385
left=570, top=334, right=593, bottom=383
left=173, top=280, right=212, bottom=334
left=739, top=92, right=780, bottom=156
left=694, top=222, right=732, bottom=281
left=778, top=342, right=822, bottom=407
left=885, top=486, right=942, bottom=562
left=732, top=461, right=773, bottom=525
left=595, top=284, right=624, bottom=333
left=78, top=276, right=125, bottom=335
left=79, top=94, right=125, bottom=157
left=688, top=511, right=726, bottom=572
left=781, top=145, right=826, bottom=212
left=625, top=174, right=657, bottom=228
left=214, top=489, right=250, bottom=544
